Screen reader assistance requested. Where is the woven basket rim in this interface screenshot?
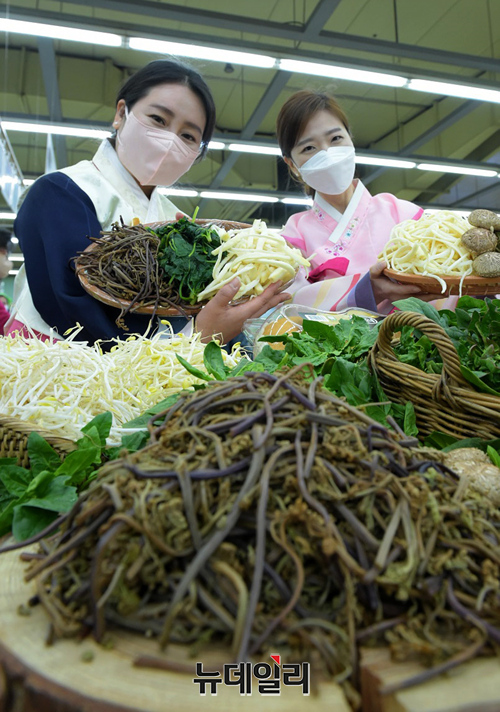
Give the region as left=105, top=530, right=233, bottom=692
left=369, top=310, right=500, bottom=438
left=0, top=413, right=77, bottom=448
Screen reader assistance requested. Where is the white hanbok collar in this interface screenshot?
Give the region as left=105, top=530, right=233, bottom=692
left=315, top=180, right=366, bottom=244
left=91, top=140, right=173, bottom=223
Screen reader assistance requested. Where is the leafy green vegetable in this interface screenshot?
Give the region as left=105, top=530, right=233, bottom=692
left=203, top=341, right=229, bottom=381
left=487, top=445, right=500, bottom=467
left=176, top=316, right=414, bottom=434
left=424, top=431, right=500, bottom=464
left=155, top=215, right=221, bottom=305
left=123, top=393, right=182, bottom=428
left=393, top=297, right=500, bottom=394
left=172, top=297, right=500, bottom=443
left=0, top=411, right=147, bottom=542
left=255, top=316, right=409, bottom=431
left=175, top=354, right=213, bottom=382
left=106, top=431, right=151, bottom=461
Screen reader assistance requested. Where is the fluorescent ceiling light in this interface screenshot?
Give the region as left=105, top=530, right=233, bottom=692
left=10, top=236, right=19, bottom=243
left=279, top=59, right=406, bottom=87
left=9, top=255, right=24, bottom=262
left=157, top=188, right=198, bottom=197
left=129, top=37, right=275, bottom=69
left=200, top=191, right=279, bottom=203
left=356, top=156, right=416, bottom=169
left=23, top=178, right=36, bottom=186
left=0, top=212, right=16, bottom=220
left=1, top=18, right=122, bottom=47
left=408, top=78, right=500, bottom=104
left=8, top=270, right=19, bottom=276
left=2, top=121, right=110, bottom=140
left=281, top=197, right=313, bottom=206
left=208, top=141, right=226, bottom=150
left=5, top=18, right=500, bottom=106
left=228, top=143, right=282, bottom=156
left=417, top=163, right=498, bottom=177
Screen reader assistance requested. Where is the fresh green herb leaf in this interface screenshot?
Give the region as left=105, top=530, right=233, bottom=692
left=403, top=401, right=418, bottom=437
left=123, top=393, right=182, bottom=428
left=459, top=365, right=500, bottom=396
left=486, top=445, right=500, bottom=467
left=0, top=500, right=18, bottom=537
left=393, top=298, right=444, bottom=325
left=107, top=430, right=151, bottom=460
left=12, top=506, right=61, bottom=542
left=26, top=432, right=61, bottom=476
left=228, top=358, right=262, bottom=376
left=176, top=354, right=213, bottom=381
left=203, top=341, right=229, bottom=380
left=54, top=440, right=101, bottom=486
left=81, top=412, right=112, bottom=448
left=424, top=432, right=460, bottom=449
left=0, top=465, right=32, bottom=497
left=155, top=217, right=221, bottom=305
left=24, top=476, right=78, bottom=513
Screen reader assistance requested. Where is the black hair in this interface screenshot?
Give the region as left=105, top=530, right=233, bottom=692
left=116, top=59, right=216, bottom=160
left=0, top=227, right=12, bottom=253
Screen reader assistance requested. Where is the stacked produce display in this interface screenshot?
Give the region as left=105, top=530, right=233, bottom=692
left=1, top=210, right=500, bottom=711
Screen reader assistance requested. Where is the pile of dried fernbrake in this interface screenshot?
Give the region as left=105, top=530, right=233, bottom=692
left=16, top=365, right=500, bottom=707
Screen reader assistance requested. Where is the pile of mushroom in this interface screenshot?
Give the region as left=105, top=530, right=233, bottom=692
left=461, top=209, right=500, bottom=277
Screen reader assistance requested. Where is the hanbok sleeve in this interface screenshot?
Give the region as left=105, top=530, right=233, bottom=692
left=286, top=268, right=377, bottom=313
left=0, top=300, right=10, bottom=336
left=14, top=173, right=155, bottom=344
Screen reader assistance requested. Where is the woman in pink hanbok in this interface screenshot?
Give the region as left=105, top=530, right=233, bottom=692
left=276, top=90, right=454, bottom=314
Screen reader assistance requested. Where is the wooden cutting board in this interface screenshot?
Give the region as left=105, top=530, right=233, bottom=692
left=0, top=547, right=499, bottom=712
left=0, top=547, right=351, bottom=712
left=360, top=647, right=500, bottom=712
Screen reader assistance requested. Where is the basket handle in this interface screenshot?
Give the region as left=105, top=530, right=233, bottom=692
left=369, top=310, right=471, bottom=402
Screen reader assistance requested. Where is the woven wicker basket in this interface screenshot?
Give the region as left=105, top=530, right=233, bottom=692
left=0, top=415, right=76, bottom=468
left=369, top=310, right=500, bottom=440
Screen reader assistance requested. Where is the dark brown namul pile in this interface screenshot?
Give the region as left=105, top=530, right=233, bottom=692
left=74, top=223, right=187, bottom=328
left=20, top=366, right=500, bottom=707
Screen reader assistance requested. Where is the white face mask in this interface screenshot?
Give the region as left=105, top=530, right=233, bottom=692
left=298, top=145, right=355, bottom=195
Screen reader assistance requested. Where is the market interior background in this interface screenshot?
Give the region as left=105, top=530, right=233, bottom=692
left=2, top=0, right=500, bottom=299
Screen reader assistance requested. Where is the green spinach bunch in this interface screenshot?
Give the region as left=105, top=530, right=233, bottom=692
left=393, top=296, right=500, bottom=395
left=0, top=413, right=112, bottom=542
left=155, top=216, right=221, bottom=305
left=256, top=317, right=417, bottom=434
left=0, top=414, right=150, bottom=542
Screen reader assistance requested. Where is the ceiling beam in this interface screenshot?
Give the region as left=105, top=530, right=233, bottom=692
left=197, top=71, right=291, bottom=215
left=301, top=0, right=342, bottom=40
left=5, top=6, right=500, bottom=82
left=37, top=38, right=68, bottom=168
left=49, top=0, right=500, bottom=74
left=418, top=129, right=500, bottom=207
left=362, top=100, right=481, bottom=187
left=198, top=2, right=339, bottom=213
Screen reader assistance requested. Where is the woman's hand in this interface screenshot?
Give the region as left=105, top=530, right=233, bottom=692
left=194, top=278, right=291, bottom=344
left=369, top=261, right=437, bottom=304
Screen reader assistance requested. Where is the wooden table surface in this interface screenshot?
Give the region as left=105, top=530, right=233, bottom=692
left=0, top=547, right=499, bottom=712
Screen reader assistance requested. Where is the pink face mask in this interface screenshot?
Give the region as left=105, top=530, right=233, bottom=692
left=116, top=108, right=200, bottom=187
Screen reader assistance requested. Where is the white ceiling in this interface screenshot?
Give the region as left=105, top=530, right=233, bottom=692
left=2, top=0, right=500, bottom=233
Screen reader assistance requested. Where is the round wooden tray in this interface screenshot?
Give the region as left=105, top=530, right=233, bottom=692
left=0, top=547, right=350, bottom=712
left=383, top=268, right=500, bottom=296
left=77, top=219, right=252, bottom=318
